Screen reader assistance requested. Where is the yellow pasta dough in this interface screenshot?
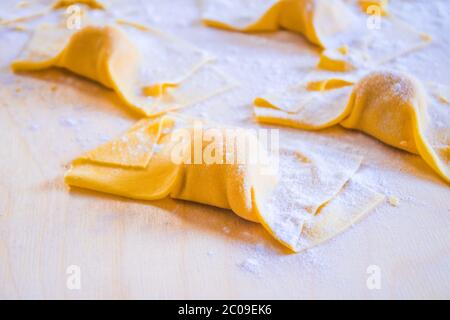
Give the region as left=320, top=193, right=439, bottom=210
left=202, top=0, right=429, bottom=71
left=65, top=114, right=384, bottom=251
left=254, top=70, right=450, bottom=183
left=202, top=0, right=355, bottom=48
left=0, top=0, right=105, bottom=29
left=11, top=21, right=233, bottom=117
left=52, top=0, right=104, bottom=9
left=358, top=0, right=388, bottom=16
left=317, top=46, right=357, bottom=72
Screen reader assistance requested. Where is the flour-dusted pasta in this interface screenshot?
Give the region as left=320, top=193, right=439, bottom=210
left=12, top=21, right=234, bottom=117
left=254, top=70, right=450, bottom=183
left=66, top=114, right=384, bottom=251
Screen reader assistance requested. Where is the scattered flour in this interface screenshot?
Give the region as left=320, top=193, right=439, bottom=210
left=238, top=258, right=260, bottom=275
left=27, top=123, right=39, bottom=132
left=59, top=116, right=83, bottom=128
left=97, top=135, right=110, bottom=143
left=1, top=0, right=448, bottom=298
left=152, top=143, right=163, bottom=154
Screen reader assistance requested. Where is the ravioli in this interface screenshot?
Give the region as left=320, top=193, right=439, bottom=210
left=11, top=21, right=233, bottom=117
left=52, top=0, right=105, bottom=9
left=254, top=70, right=450, bottom=183
left=358, top=0, right=388, bottom=16
left=202, top=0, right=355, bottom=48
left=0, top=0, right=104, bottom=29
left=202, top=0, right=429, bottom=72
left=65, top=114, right=384, bottom=251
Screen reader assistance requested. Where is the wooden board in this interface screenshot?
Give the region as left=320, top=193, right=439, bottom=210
left=0, top=0, right=449, bottom=299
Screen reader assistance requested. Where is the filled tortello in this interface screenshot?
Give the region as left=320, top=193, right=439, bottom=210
left=65, top=114, right=384, bottom=251
left=12, top=18, right=233, bottom=117
left=254, top=70, right=450, bottom=183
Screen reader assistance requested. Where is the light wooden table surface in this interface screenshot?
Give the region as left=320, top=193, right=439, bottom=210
left=0, top=0, right=449, bottom=299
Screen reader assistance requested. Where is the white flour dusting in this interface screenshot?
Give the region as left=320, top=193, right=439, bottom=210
left=1, top=0, right=448, bottom=297
left=27, top=123, right=39, bottom=131
left=238, top=257, right=261, bottom=275
left=59, top=116, right=83, bottom=128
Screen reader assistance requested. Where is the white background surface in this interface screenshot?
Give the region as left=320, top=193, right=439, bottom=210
left=0, top=0, right=449, bottom=299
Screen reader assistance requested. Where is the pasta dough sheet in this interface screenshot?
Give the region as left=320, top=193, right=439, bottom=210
left=65, top=114, right=384, bottom=252
left=0, top=0, right=106, bottom=28
left=201, top=0, right=356, bottom=48
left=357, top=0, right=389, bottom=16
left=202, top=0, right=430, bottom=70
left=11, top=13, right=234, bottom=117
left=298, top=175, right=385, bottom=250
left=52, top=0, right=105, bottom=9
left=254, top=70, right=361, bottom=129
left=254, top=70, right=450, bottom=183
